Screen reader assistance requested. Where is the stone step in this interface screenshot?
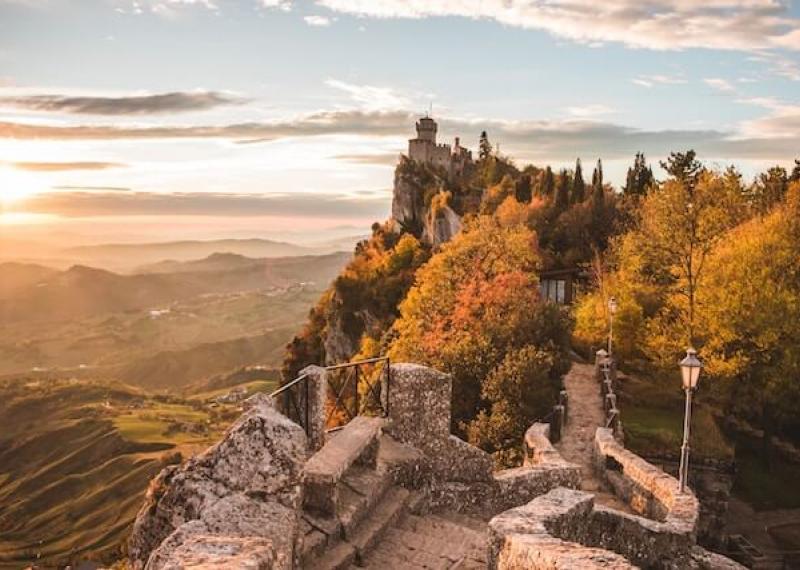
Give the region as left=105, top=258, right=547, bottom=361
left=301, top=464, right=393, bottom=565
left=314, top=541, right=357, bottom=570
left=357, top=513, right=487, bottom=570
left=350, top=487, right=410, bottom=565
left=305, top=416, right=385, bottom=515
left=305, top=485, right=409, bottom=569
left=339, top=465, right=394, bottom=539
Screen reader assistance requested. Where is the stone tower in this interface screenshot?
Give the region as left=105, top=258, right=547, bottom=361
left=415, top=116, right=437, bottom=143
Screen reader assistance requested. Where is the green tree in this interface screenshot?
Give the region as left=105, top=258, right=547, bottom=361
left=479, top=130, right=493, bottom=160
left=623, top=152, right=654, bottom=196
left=540, top=166, right=555, bottom=198
left=572, top=158, right=585, bottom=203
left=660, top=149, right=703, bottom=190
left=748, top=166, right=788, bottom=215
left=790, top=159, right=800, bottom=183
left=554, top=169, right=570, bottom=211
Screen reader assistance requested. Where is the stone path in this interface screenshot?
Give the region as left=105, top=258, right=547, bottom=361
left=555, top=361, right=631, bottom=512
left=357, top=512, right=487, bottom=569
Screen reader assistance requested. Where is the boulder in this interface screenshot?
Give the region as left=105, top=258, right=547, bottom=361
left=129, top=394, right=306, bottom=569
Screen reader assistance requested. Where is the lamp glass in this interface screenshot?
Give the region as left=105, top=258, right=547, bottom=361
left=609, top=297, right=618, bottom=315
left=680, top=349, right=702, bottom=390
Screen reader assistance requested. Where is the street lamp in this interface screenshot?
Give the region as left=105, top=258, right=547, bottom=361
left=678, top=348, right=703, bottom=493
left=608, top=297, right=618, bottom=357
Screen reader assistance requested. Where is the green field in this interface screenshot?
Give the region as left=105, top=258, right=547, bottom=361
left=0, top=376, right=267, bottom=569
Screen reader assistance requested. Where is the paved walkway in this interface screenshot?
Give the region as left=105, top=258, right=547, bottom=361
left=555, top=361, right=631, bottom=512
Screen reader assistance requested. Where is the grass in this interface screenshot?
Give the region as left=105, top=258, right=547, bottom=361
left=731, top=434, right=800, bottom=510
left=617, top=372, right=734, bottom=460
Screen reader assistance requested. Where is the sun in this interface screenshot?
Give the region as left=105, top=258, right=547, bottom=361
left=0, top=166, right=45, bottom=206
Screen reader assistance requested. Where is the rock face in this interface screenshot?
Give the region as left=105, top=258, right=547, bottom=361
left=391, top=160, right=429, bottom=236
left=128, top=394, right=306, bottom=569
left=423, top=203, right=462, bottom=248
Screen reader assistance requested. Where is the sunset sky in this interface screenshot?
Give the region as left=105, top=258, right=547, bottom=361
left=1, top=0, right=799, bottom=243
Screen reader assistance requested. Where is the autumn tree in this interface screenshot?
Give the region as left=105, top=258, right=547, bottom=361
left=622, top=168, right=747, bottom=357
left=388, top=216, right=570, bottom=463
left=700, top=184, right=800, bottom=456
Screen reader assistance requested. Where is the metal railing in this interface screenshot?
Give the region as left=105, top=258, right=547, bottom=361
left=269, top=356, right=391, bottom=438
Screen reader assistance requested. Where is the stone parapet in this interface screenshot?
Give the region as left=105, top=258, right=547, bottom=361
left=594, top=427, right=699, bottom=537
left=489, top=488, right=743, bottom=570
left=489, top=488, right=635, bottom=569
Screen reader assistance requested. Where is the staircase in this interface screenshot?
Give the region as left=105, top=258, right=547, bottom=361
left=299, top=419, right=488, bottom=569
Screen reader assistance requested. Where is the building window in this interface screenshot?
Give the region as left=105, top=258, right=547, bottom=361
left=539, top=279, right=567, bottom=304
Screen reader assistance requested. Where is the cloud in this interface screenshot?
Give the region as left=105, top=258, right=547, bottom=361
left=304, top=14, right=331, bottom=26
left=4, top=161, right=127, bottom=172
left=260, top=0, right=292, bottom=11
left=315, top=0, right=800, bottom=53
left=0, top=105, right=798, bottom=162
left=325, top=79, right=412, bottom=111
left=565, top=104, right=614, bottom=118
left=0, top=109, right=415, bottom=141
left=9, top=190, right=390, bottom=219
left=704, top=78, right=735, bottom=92
left=0, top=90, right=244, bottom=115
left=631, top=74, right=688, bottom=88
left=334, top=152, right=400, bottom=165
left=737, top=97, right=800, bottom=139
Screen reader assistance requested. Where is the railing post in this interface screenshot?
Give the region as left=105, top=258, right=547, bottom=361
left=550, top=405, right=565, bottom=443
left=299, top=365, right=328, bottom=453
left=383, top=358, right=391, bottom=416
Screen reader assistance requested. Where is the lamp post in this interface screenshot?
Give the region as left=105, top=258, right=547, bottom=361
left=678, top=348, right=702, bottom=493
left=608, top=296, right=618, bottom=358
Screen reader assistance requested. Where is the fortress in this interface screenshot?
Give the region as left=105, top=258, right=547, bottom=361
left=407, top=116, right=472, bottom=179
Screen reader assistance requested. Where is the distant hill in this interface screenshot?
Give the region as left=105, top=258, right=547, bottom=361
left=114, top=330, right=290, bottom=390
left=0, top=262, right=58, bottom=297
left=0, top=252, right=351, bottom=323
left=61, top=238, right=329, bottom=271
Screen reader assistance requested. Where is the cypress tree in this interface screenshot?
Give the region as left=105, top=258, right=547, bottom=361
left=541, top=166, right=555, bottom=197
left=479, top=131, right=493, bottom=160
left=571, top=158, right=585, bottom=203
left=554, top=169, right=570, bottom=210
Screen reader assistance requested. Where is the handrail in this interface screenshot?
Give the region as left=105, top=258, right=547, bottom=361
left=269, top=373, right=308, bottom=398
left=324, top=356, right=389, bottom=371
left=267, top=356, right=391, bottom=439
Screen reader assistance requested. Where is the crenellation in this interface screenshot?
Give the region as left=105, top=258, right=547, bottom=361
left=407, top=115, right=473, bottom=179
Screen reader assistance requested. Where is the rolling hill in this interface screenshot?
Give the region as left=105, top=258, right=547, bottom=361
left=0, top=376, right=276, bottom=569
left=61, top=238, right=328, bottom=271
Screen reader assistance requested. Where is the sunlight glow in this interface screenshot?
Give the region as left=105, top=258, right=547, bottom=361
left=0, top=166, right=46, bottom=205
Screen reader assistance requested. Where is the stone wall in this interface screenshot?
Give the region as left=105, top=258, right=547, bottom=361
left=386, top=364, right=581, bottom=516
left=489, top=488, right=744, bottom=570
left=594, top=427, right=699, bottom=535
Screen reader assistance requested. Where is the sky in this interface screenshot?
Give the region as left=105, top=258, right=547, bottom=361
left=0, top=0, right=799, bottom=244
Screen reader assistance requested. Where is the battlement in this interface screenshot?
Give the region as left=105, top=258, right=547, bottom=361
left=407, top=116, right=473, bottom=179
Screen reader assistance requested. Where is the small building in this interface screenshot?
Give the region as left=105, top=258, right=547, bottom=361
left=538, top=268, right=581, bottom=305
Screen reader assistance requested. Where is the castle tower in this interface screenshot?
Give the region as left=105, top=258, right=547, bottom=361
left=415, top=116, right=437, bottom=143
